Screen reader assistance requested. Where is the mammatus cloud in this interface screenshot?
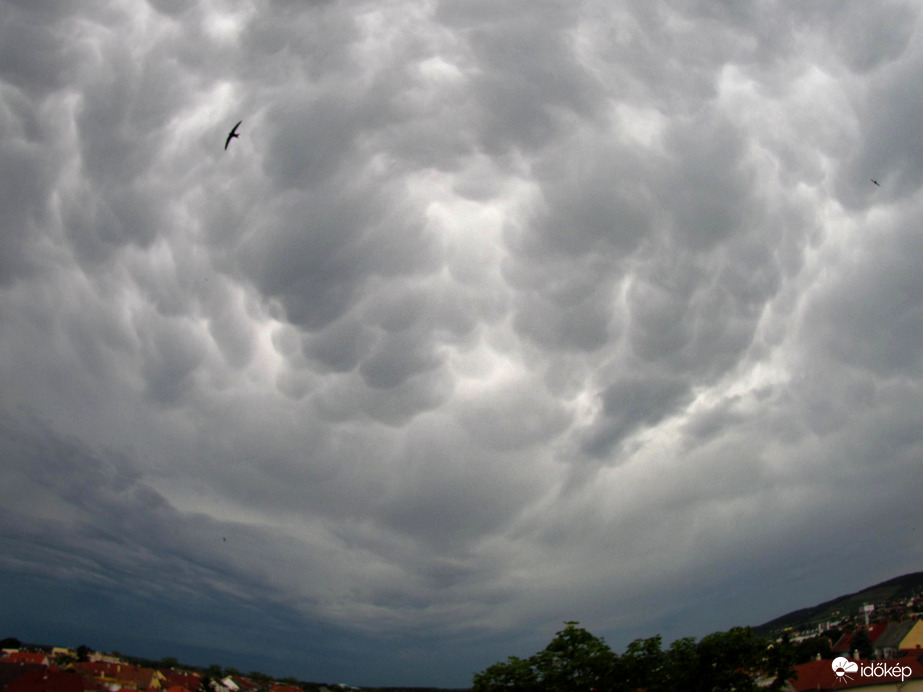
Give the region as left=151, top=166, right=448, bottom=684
left=2, top=0, right=923, bottom=686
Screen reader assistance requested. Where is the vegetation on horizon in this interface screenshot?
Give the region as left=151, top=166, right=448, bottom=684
left=471, top=621, right=799, bottom=692
left=9, top=571, right=923, bottom=692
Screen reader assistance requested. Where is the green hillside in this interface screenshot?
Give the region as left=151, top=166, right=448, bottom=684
left=753, top=571, right=923, bottom=636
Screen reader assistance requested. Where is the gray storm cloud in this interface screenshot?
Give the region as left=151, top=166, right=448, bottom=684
left=2, top=0, right=923, bottom=686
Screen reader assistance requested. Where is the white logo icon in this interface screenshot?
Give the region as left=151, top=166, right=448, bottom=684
left=832, top=657, right=859, bottom=683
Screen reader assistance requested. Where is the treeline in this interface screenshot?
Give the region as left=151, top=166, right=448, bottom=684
left=471, top=621, right=812, bottom=692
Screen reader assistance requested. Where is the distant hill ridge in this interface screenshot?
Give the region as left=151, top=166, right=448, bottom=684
left=753, top=571, right=923, bottom=636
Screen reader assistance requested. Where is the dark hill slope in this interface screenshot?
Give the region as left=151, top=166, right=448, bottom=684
left=753, top=571, right=923, bottom=637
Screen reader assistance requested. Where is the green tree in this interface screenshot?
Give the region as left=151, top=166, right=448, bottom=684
left=794, top=635, right=832, bottom=664
left=764, top=635, right=798, bottom=692
left=472, top=622, right=796, bottom=692
left=472, top=622, right=615, bottom=692
left=822, top=627, right=842, bottom=650
left=661, top=637, right=699, bottom=691
left=472, top=655, right=541, bottom=691
left=54, top=651, right=78, bottom=666
left=247, top=671, right=273, bottom=685
left=852, top=628, right=874, bottom=660
left=619, top=635, right=666, bottom=691
left=533, top=622, right=617, bottom=691
left=690, top=627, right=767, bottom=692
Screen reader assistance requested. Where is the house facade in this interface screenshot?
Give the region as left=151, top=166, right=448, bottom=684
left=900, top=621, right=923, bottom=652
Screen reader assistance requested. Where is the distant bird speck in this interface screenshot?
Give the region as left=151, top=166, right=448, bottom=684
left=871, top=179, right=881, bottom=187
left=225, top=121, right=242, bottom=150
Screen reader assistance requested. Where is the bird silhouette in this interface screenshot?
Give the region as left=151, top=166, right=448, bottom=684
left=225, top=121, right=242, bottom=150
left=871, top=179, right=881, bottom=187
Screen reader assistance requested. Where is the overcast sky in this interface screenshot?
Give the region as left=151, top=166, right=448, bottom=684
left=2, top=0, right=923, bottom=687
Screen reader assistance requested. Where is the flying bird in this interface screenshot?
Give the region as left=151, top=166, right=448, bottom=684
left=224, top=121, right=242, bottom=150
left=871, top=178, right=881, bottom=186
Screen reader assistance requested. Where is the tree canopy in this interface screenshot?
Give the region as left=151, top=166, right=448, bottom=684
left=472, top=622, right=795, bottom=692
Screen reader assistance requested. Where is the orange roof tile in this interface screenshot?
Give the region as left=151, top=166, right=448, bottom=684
left=6, top=669, right=105, bottom=692
left=3, top=653, right=48, bottom=666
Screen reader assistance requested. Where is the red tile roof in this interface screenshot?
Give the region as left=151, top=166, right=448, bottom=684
left=831, top=624, right=889, bottom=654
left=3, top=653, right=49, bottom=666
left=270, top=685, right=300, bottom=692
left=5, top=669, right=104, bottom=692
left=162, top=672, right=200, bottom=690
left=70, top=662, right=164, bottom=690
left=164, top=685, right=192, bottom=692
left=71, top=662, right=120, bottom=679
left=869, top=623, right=889, bottom=641
left=0, top=663, right=46, bottom=691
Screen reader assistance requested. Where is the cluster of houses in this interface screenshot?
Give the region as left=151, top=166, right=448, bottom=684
left=0, top=648, right=350, bottom=692
left=780, top=602, right=923, bottom=691
left=831, top=619, right=923, bottom=659
left=787, top=617, right=923, bottom=660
